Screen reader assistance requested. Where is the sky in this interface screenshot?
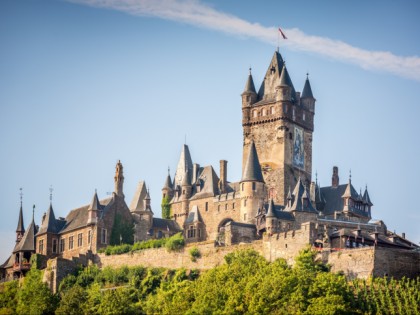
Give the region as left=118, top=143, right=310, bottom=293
left=1, top=0, right=419, bottom=263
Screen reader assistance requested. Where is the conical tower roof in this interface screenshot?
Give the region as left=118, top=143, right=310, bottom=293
left=301, top=76, right=314, bottom=99
left=243, top=70, right=256, bottom=94
left=14, top=210, right=37, bottom=253
left=363, top=186, right=373, bottom=206
left=37, top=203, right=59, bottom=234
left=182, top=170, right=191, bottom=186
left=241, top=141, right=264, bottom=183
left=266, top=199, right=275, bottom=218
left=162, top=172, right=173, bottom=190
left=174, top=144, right=193, bottom=188
left=16, top=205, right=25, bottom=234
left=279, top=64, right=290, bottom=87
left=88, top=191, right=100, bottom=211
left=130, top=181, right=148, bottom=212
left=342, top=178, right=358, bottom=199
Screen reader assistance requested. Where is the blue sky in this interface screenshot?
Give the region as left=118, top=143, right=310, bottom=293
left=1, top=0, right=419, bottom=263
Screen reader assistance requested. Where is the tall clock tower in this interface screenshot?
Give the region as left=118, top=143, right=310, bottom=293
left=241, top=51, right=316, bottom=206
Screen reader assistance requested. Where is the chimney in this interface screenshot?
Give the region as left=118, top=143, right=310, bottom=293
left=332, top=166, right=339, bottom=188
left=310, top=181, right=316, bottom=204
left=402, top=232, right=406, bottom=239
left=219, top=160, right=228, bottom=193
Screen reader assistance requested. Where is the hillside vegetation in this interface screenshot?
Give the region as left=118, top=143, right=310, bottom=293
left=0, top=248, right=419, bottom=314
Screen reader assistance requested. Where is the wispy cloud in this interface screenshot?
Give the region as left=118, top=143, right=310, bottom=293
left=69, top=0, right=420, bottom=81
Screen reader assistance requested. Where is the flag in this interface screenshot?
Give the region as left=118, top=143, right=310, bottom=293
left=278, top=27, right=287, bottom=39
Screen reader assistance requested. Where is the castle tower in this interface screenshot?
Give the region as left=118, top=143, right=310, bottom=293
left=114, top=160, right=124, bottom=198
left=162, top=169, right=174, bottom=200
left=173, top=144, right=193, bottom=190
left=242, top=51, right=315, bottom=206
left=181, top=170, right=192, bottom=216
left=265, top=198, right=277, bottom=235
left=240, top=141, right=265, bottom=224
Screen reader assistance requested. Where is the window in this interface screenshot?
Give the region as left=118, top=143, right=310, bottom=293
left=232, top=203, right=235, bottom=210
left=205, top=202, right=208, bottom=212
left=292, top=108, right=295, bottom=121
left=225, top=204, right=228, bottom=211
left=101, top=228, right=107, bottom=244
left=262, top=108, right=267, bottom=116
left=252, top=182, right=256, bottom=191
left=241, top=183, right=244, bottom=191
left=303, top=112, right=306, bottom=121
left=88, top=230, right=92, bottom=244
left=270, top=107, right=275, bottom=115
left=244, top=213, right=247, bottom=221
left=253, top=110, right=258, bottom=118
left=78, top=233, right=83, bottom=247
left=52, top=239, right=57, bottom=254
left=244, top=199, right=247, bottom=207
left=39, top=239, right=44, bottom=254
left=69, top=236, right=74, bottom=250
left=59, top=239, right=65, bottom=253
left=187, top=225, right=196, bottom=238
left=198, top=228, right=201, bottom=238
left=218, top=205, right=220, bottom=212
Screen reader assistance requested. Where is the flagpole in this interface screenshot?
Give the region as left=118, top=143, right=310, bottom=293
left=277, top=26, right=280, bottom=52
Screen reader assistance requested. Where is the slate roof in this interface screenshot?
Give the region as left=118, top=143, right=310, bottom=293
left=241, top=141, right=264, bottom=183
left=152, top=218, right=181, bottom=232
left=284, top=177, right=317, bottom=213
left=37, top=204, right=61, bottom=235
left=16, top=205, right=25, bottom=234
left=173, top=144, right=193, bottom=188
left=185, top=205, right=203, bottom=224
left=243, top=72, right=256, bottom=94
left=13, top=217, right=37, bottom=253
left=88, top=192, right=100, bottom=211
left=301, top=77, right=314, bottom=99
left=257, top=51, right=296, bottom=104
left=162, top=173, right=173, bottom=190
left=189, top=165, right=220, bottom=200
left=266, top=199, right=275, bottom=218
left=182, top=170, right=191, bottom=186
left=363, top=187, right=373, bottom=206
left=130, top=181, right=147, bottom=212
left=59, top=197, right=113, bottom=233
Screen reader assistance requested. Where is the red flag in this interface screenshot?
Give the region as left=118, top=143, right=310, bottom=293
left=278, top=27, right=287, bottom=39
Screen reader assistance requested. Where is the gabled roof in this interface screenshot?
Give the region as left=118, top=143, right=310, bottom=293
left=189, top=165, right=220, bottom=199
left=342, top=180, right=359, bottom=199
left=130, top=181, right=147, bottom=212
left=241, top=141, right=264, bottom=183
left=285, top=177, right=317, bottom=213
left=185, top=205, right=203, bottom=224
left=152, top=218, right=181, bottom=232
left=37, top=204, right=60, bottom=235
left=263, top=203, right=294, bottom=221
left=13, top=217, right=37, bottom=253
left=243, top=72, right=256, bottom=94
left=301, top=77, right=314, bottom=99
left=16, top=205, right=25, bottom=234
left=59, top=197, right=113, bottom=233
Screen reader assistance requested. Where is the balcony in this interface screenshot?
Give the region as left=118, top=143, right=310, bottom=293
left=12, top=262, right=31, bottom=272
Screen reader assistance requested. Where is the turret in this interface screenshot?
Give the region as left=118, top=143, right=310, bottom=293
left=87, top=190, right=100, bottom=225
left=265, top=198, right=277, bottom=235
left=142, top=188, right=153, bottom=226
left=240, top=141, right=265, bottom=224
left=162, top=168, right=174, bottom=199
left=276, top=64, right=292, bottom=102
left=114, top=160, right=124, bottom=198
left=241, top=68, right=257, bottom=107
left=301, top=74, right=316, bottom=113
left=181, top=170, right=192, bottom=199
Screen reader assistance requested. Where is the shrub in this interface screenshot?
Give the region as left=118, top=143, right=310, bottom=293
left=189, top=247, right=201, bottom=262
left=165, top=233, right=185, bottom=252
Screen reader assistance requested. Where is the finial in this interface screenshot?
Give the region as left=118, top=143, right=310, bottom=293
left=49, top=185, right=53, bottom=204
left=349, top=169, right=352, bottom=183
left=184, top=134, right=187, bottom=145
left=306, top=72, right=309, bottom=79
left=19, top=187, right=23, bottom=207
left=249, top=67, right=252, bottom=75
left=95, top=188, right=97, bottom=194
left=315, top=171, right=318, bottom=184
left=32, top=204, right=35, bottom=220
left=168, top=166, right=170, bottom=175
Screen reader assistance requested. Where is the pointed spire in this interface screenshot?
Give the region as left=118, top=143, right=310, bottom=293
left=37, top=202, right=59, bottom=235
left=241, top=141, right=264, bottom=183
left=174, top=144, right=193, bottom=188
left=285, top=177, right=317, bottom=213
left=243, top=68, right=256, bottom=94
left=16, top=188, right=25, bottom=234
left=266, top=198, right=275, bottom=218
left=88, top=190, right=100, bottom=211
left=163, top=168, right=173, bottom=190
left=279, top=64, right=290, bottom=87
left=363, top=185, right=373, bottom=206
left=301, top=74, right=314, bottom=99
left=342, top=173, right=358, bottom=199
left=145, top=188, right=151, bottom=200
left=181, top=170, right=191, bottom=186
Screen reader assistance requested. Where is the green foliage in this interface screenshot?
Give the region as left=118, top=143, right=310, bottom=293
left=189, top=247, right=201, bottom=262
left=16, top=266, right=58, bottom=315
left=55, top=284, right=87, bottom=315
left=165, top=233, right=185, bottom=252
left=110, top=213, right=135, bottom=246
left=0, top=281, right=18, bottom=314
left=99, top=233, right=184, bottom=255
left=161, top=195, right=171, bottom=220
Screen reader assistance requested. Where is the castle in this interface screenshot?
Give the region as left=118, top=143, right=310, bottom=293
left=1, top=50, right=418, bottom=282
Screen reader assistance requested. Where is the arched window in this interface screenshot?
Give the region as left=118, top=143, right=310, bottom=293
left=262, top=108, right=267, bottom=116
left=270, top=107, right=275, bottom=115
left=253, top=110, right=258, bottom=118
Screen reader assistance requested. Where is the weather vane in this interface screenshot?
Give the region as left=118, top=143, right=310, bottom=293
left=49, top=185, right=53, bottom=203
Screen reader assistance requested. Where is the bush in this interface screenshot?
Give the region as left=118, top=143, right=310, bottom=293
left=165, top=233, right=185, bottom=252
left=189, top=247, right=201, bottom=262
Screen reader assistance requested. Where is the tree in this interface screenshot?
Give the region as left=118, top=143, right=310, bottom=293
left=16, top=267, right=57, bottom=315
left=55, top=285, right=87, bottom=315
left=0, top=280, right=18, bottom=314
